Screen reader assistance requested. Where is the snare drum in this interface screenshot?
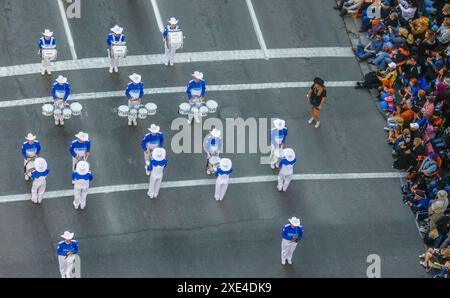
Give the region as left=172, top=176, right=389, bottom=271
left=129, top=108, right=138, bottom=120
left=199, top=106, right=208, bottom=117
left=42, top=104, right=54, bottom=116
left=145, top=103, right=157, bottom=115
left=167, top=30, right=184, bottom=50
left=206, top=100, right=218, bottom=113
left=41, top=48, right=57, bottom=61
left=178, top=103, right=190, bottom=115
left=63, top=108, right=72, bottom=119
left=25, top=159, right=35, bottom=179
left=70, top=102, right=82, bottom=116
left=138, top=108, right=148, bottom=119
left=208, top=156, right=221, bottom=174
left=118, top=105, right=129, bottom=117
left=111, top=44, right=127, bottom=58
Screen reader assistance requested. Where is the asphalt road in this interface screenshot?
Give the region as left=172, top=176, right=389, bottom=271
left=0, top=0, right=428, bottom=277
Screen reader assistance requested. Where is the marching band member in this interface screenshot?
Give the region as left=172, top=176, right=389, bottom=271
left=186, top=71, right=206, bottom=124
left=107, top=25, right=125, bottom=73
left=281, top=217, right=303, bottom=265
left=69, top=132, right=91, bottom=170
left=30, top=157, right=49, bottom=204
left=203, top=128, right=222, bottom=174
left=141, top=124, right=164, bottom=175
left=162, top=17, right=180, bottom=66
left=56, top=231, right=79, bottom=278
left=21, top=133, right=41, bottom=181
left=270, top=119, right=288, bottom=169
left=147, top=148, right=167, bottom=199
left=38, top=29, right=56, bottom=75
left=72, top=160, right=93, bottom=210
left=214, top=158, right=232, bottom=202
left=51, top=75, right=71, bottom=126
left=277, top=148, right=296, bottom=192
left=125, top=73, right=144, bottom=127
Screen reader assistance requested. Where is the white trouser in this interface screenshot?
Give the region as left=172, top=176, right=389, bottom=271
left=164, top=44, right=176, bottom=64
left=277, top=173, right=292, bottom=191
left=188, top=109, right=200, bottom=123
left=148, top=174, right=163, bottom=197
left=128, top=100, right=139, bottom=122
left=214, top=176, right=229, bottom=201
left=58, top=255, right=70, bottom=277
left=110, top=57, right=119, bottom=68
left=31, top=178, right=46, bottom=203
left=73, top=186, right=88, bottom=208
left=41, top=58, right=51, bottom=70
left=281, top=239, right=298, bottom=262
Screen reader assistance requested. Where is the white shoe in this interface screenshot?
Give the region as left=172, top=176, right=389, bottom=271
left=314, top=121, right=320, bottom=128
left=114, top=66, right=118, bottom=73
left=164, top=61, right=169, bottom=66
left=109, top=67, right=113, bottom=73
left=287, top=259, right=292, bottom=264
left=41, top=69, right=45, bottom=75
left=47, top=70, right=51, bottom=75
left=24, top=175, right=29, bottom=181
left=80, top=204, right=85, bottom=210
left=61, top=274, right=66, bottom=278
left=270, top=163, right=275, bottom=169
left=60, top=119, right=64, bottom=125
left=187, top=118, right=192, bottom=124
left=170, top=62, right=174, bottom=66
left=73, top=204, right=79, bottom=210
left=308, top=117, right=314, bottom=124
left=147, top=192, right=154, bottom=199
left=419, top=261, right=427, bottom=267
left=215, top=197, right=219, bottom=201
left=38, top=199, right=43, bottom=204
left=133, top=120, right=138, bottom=126
left=281, top=260, right=286, bottom=265
left=283, top=188, right=287, bottom=192
left=277, top=186, right=282, bottom=192
left=128, top=119, right=132, bottom=126
left=206, top=169, right=211, bottom=175
left=154, top=193, right=158, bottom=198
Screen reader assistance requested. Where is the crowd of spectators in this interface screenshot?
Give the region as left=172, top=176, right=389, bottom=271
left=334, top=0, right=450, bottom=277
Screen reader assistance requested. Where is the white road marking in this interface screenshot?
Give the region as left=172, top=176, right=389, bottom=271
left=0, top=172, right=404, bottom=203
left=246, top=0, right=269, bottom=60
left=57, top=0, right=78, bottom=60
left=0, top=81, right=358, bottom=108
left=150, top=0, right=164, bottom=33
left=0, top=47, right=354, bottom=78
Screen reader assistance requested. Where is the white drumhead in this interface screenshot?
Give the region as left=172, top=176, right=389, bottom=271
left=70, top=102, right=82, bottom=112
left=199, top=106, right=208, bottom=116
left=63, top=108, right=72, bottom=119
left=129, top=108, right=138, bottom=115
left=206, top=100, right=218, bottom=108
left=42, top=104, right=54, bottom=116
left=145, top=103, right=157, bottom=115
left=138, top=108, right=148, bottom=119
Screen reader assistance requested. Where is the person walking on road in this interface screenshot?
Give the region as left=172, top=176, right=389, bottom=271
left=107, top=25, right=126, bottom=73
left=141, top=124, right=164, bottom=175
left=147, top=148, right=167, bottom=199
left=277, top=148, right=296, bottom=192
left=125, top=73, right=144, bottom=127
left=56, top=231, right=79, bottom=278
left=214, top=158, right=232, bottom=202
left=281, top=217, right=304, bottom=265
left=69, top=132, right=91, bottom=171
left=72, top=161, right=93, bottom=210
left=270, top=119, right=288, bottom=169
left=30, top=157, right=49, bottom=204
left=306, top=77, right=327, bottom=128
left=204, top=128, right=223, bottom=175
left=162, top=17, right=181, bottom=66
left=21, top=133, right=41, bottom=181
left=51, top=75, right=71, bottom=126
left=38, top=29, right=56, bottom=75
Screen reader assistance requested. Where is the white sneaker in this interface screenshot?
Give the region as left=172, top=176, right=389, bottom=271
left=147, top=192, right=154, bottom=199
left=206, top=169, right=211, bottom=175
left=187, top=118, right=192, bottom=124
left=215, top=197, right=219, bottom=201
left=80, top=204, right=85, bottom=210
left=38, top=199, right=43, bottom=204
left=270, top=163, right=275, bottom=169
left=47, top=70, right=51, bottom=75
left=74, top=204, right=79, bottom=210
left=154, top=193, right=158, bottom=198
left=170, top=62, right=174, bottom=66
left=60, top=119, right=64, bottom=125
left=114, top=66, right=118, bottom=73
left=277, top=186, right=282, bottom=192
left=133, top=120, right=138, bottom=126
left=283, top=188, right=287, bottom=192
left=54, top=120, right=59, bottom=125
left=287, top=259, right=292, bottom=264
left=41, top=69, right=45, bottom=75
left=314, top=121, right=320, bottom=128
left=281, top=260, right=286, bottom=265
left=419, top=261, right=427, bottom=267
left=128, top=119, right=132, bottom=126
left=308, top=117, right=314, bottom=124
left=24, top=175, right=29, bottom=181
left=164, top=61, right=169, bottom=66
left=109, top=67, right=113, bottom=73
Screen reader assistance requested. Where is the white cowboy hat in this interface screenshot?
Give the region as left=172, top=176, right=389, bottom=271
left=288, top=217, right=301, bottom=227
left=210, top=128, right=221, bottom=138
left=75, top=131, right=89, bottom=142
left=273, top=119, right=286, bottom=130
left=110, top=25, right=123, bottom=34
left=409, top=122, right=419, bottom=129
left=42, top=29, right=53, bottom=37
left=25, top=133, right=36, bottom=141
left=152, top=148, right=166, bottom=161
left=168, top=17, right=179, bottom=24
left=34, top=157, right=48, bottom=172
left=192, top=71, right=203, bottom=80
left=388, top=62, right=397, bottom=69
left=219, top=158, right=232, bottom=171
left=437, top=190, right=448, bottom=200
left=75, top=160, right=90, bottom=175
left=61, top=231, right=74, bottom=240
left=283, top=148, right=296, bottom=162
left=129, top=73, right=141, bottom=84
left=56, top=75, right=67, bottom=84
left=148, top=124, right=160, bottom=134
